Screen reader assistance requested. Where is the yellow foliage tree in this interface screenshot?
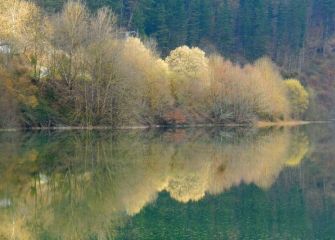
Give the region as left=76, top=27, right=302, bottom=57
left=207, top=56, right=291, bottom=123
left=1, top=65, right=38, bottom=109
left=252, top=57, right=290, bottom=120
left=208, top=55, right=263, bottom=123
left=0, top=0, right=51, bottom=79
left=0, top=0, right=47, bottom=50
left=165, top=46, right=209, bottom=81
left=165, top=46, right=210, bottom=120
left=285, top=79, right=309, bottom=118
left=121, top=37, right=173, bottom=123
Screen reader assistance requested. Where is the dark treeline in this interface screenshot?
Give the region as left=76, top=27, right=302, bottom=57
left=34, top=0, right=335, bottom=67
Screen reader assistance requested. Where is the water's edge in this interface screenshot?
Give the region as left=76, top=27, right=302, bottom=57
left=0, top=120, right=329, bottom=132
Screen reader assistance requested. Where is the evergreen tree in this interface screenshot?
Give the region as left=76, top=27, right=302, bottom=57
left=165, top=0, right=188, bottom=50
left=151, top=1, right=169, bottom=54
left=216, top=0, right=234, bottom=56
left=199, top=0, right=212, bottom=41
left=34, top=0, right=65, bottom=12
left=187, top=0, right=201, bottom=46
left=86, top=0, right=118, bottom=10
left=313, top=0, right=335, bottom=39
left=252, top=0, right=268, bottom=58
left=275, top=1, right=288, bottom=58
left=238, top=0, right=269, bottom=60
left=288, top=0, right=307, bottom=52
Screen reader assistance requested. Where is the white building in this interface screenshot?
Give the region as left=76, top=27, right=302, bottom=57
left=0, top=42, right=11, bottom=54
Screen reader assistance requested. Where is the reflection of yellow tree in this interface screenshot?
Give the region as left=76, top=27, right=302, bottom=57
left=0, top=128, right=309, bottom=239
left=165, top=128, right=309, bottom=202
left=285, top=133, right=309, bottom=167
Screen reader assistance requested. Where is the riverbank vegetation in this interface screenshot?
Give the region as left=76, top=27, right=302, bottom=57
left=32, top=0, right=335, bottom=121
left=0, top=0, right=309, bottom=128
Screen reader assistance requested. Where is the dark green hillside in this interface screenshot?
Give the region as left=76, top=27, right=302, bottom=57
left=35, top=0, right=334, bottom=63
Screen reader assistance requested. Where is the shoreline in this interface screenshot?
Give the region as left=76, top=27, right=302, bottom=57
left=256, top=120, right=311, bottom=128
left=0, top=120, right=332, bottom=132
left=256, top=120, right=334, bottom=128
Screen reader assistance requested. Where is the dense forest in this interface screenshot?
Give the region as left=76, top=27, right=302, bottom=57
left=0, top=0, right=326, bottom=128
left=33, top=0, right=334, bottom=64
left=33, top=0, right=335, bottom=119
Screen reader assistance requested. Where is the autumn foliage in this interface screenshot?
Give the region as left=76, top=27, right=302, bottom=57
left=285, top=79, right=309, bottom=118
left=0, top=0, right=309, bottom=128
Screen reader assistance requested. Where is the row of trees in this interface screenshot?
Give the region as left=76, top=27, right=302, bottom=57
left=0, top=0, right=309, bottom=128
left=30, top=0, right=335, bottom=121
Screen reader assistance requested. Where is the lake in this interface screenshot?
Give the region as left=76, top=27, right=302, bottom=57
left=0, top=124, right=334, bottom=239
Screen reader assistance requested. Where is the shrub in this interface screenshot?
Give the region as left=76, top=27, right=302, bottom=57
left=284, top=79, right=309, bottom=118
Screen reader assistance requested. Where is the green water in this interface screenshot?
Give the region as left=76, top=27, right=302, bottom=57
left=0, top=125, right=334, bottom=239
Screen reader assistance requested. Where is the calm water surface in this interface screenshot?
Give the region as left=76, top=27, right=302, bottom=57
left=0, top=125, right=334, bottom=239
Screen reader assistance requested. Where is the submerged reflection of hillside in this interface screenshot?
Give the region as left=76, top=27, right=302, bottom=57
left=0, top=127, right=310, bottom=239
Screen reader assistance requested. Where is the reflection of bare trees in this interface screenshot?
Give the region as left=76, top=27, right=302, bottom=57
left=0, top=127, right=309, bottom=239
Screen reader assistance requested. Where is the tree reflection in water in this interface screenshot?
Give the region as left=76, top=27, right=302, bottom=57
left=0, top=126, right=317, bottom=239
